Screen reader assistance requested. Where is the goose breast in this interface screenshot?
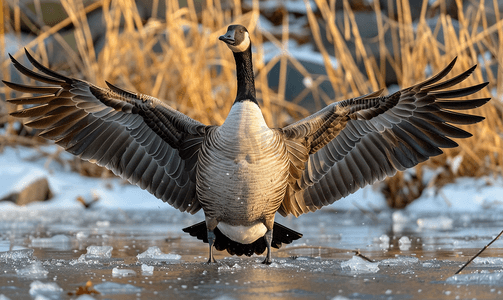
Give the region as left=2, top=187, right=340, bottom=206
left=196, top=101, right=290, bottom=226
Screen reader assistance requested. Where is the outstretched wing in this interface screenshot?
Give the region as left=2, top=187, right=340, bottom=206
left=4, top=49, right=208, bottom=213
left=280, top=58, right=490, bottom=216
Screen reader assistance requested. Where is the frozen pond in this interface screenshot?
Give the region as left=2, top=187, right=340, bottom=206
left=2, top=208, right=503, bottom=299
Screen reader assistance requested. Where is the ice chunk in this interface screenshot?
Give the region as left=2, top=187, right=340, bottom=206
left=473, top=257, right=503, bottom=265
left=31, top=235, right=71, bottom=250
left=417, top=216, right=453, bottom=230
left=29, top=281, right=63, bottom=299
left=137, top=246, right=181, bottom=261
left=446, top=272, right=503, bottom=286
left=85, top=246, right=113, bottom=259
left=0, top=249, right=34, bottom=262
left=94, top=282, right=142, bottom=294
left=16, top=262, right=49, bottom=279
left=398, top=236, right=411, bottom=251
left=112, top=267, right=136, bottom=277
left=341, top=256, right=379, bottom=273
left=0, top=295, right=11, bottom=300
left=141, top=264, right=154, bottom=275
left=381, top=256, right=419, bottom=266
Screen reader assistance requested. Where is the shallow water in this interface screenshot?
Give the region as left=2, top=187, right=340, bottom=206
left=2, top=208, right=503, bottom=299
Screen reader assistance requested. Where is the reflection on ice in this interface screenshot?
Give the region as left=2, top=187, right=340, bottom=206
left=94, top=282, right=142, bottom=294
left=31, top=234, right=71, bottom=250
left=417, top=216, right=453, bottom=230
left=340, top=256, right=379, bottom=273
left=16, top=262, right=48, bottom=279
left=29, top=281, right=62, bottom=300
left=446, top=272, right=503, bottom=286
left=137, top=246, right=181, bottom=262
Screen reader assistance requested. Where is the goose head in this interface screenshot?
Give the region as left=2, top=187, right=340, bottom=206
left=219, top=25, right=251, bottom=53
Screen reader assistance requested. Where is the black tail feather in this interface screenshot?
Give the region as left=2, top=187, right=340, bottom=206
left=182, top=221, right=303, bottom=256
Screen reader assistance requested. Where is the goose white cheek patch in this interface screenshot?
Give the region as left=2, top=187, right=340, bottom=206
left=227, top=32, right=250, bottom=52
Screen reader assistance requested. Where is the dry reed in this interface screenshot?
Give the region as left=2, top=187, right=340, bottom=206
left=0, top=0, right=502, bottom=207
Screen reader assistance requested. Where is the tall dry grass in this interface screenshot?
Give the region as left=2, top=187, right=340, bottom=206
left=1, top=0, right=502, bottom=206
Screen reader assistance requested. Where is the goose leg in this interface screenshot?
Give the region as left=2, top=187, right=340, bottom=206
left=262, top=229, right=273, bottom=265
left=207, top=229, right=216, bottom=263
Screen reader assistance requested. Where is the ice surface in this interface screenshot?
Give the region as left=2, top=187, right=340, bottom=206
left=0, top=249, right=34, bottom=262
left=93, top=282, right=142, bottom=294
left=340, top=256, right=379, bottom=273
left=112, top=267, right=136, bottom=277
left=381, top=256, right=419, bottom=266
left=29, top=281, right=63, bottom=300
left=0, top=295, right=11, bottom=300
left=31, top=234, right=71, bottom=250
left=473, top=257, right=503, bottom=265
left=84, top=246, right=113, bottom=259
left=137, top=246, right=181, bottom=261
left=417, top=216, right=453, bottom=230
left=446, top=272, right=503, bottom=286
left=141, top=264, right=154, bottom=275
left=16, top=262, right=49, bottom=279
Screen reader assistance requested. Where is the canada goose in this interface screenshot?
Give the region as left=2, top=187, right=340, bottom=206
left=4, top=25, right=490, bottom=264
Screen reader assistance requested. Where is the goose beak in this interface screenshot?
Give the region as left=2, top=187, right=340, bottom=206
left=219, top=31, right=236, bottom=45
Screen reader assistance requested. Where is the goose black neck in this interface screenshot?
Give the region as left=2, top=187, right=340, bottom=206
left=233, top=46, right=257, bottom=105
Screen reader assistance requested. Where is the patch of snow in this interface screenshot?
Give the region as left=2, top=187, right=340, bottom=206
left=29, top=281, right=62, bottom=299
left=137, top=246, right=181, bottom=261
left=245, top=0, right=316, bottom=14
left=0, top=146, right=175, bottom=211
left=407, top=176, right=503, bottom=212
left=262, top=40, right=339, bottom=70
left=141, top=264, right=154, bottom=275
left=112, top=267, right=136, bottom=277
left=340, top=256, right=379, bottom=273
left=446, top=272, right=503, bottom=286
left=16, top=262, right=49, bottom=279
left=93, top=282, right=142, bottom=294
